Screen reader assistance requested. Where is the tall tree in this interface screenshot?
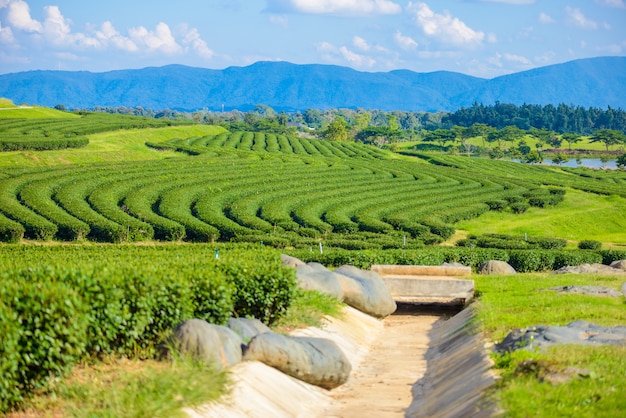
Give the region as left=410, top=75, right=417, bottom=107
left=590, top=129, right=626, bottom=151
left=561, top=133, right=582, bottom=150
left=324, top=117, right=349, bottom=142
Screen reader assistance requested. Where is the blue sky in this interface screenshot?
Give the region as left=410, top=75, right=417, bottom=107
left=0, top=0, right=624, bottom=78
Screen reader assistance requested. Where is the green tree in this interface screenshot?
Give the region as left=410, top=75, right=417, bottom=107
left=617, top=153, right=626, bottom=170
left=324, top=117, right=349, bottom=142
left=551, top=153, right=569, bottom=165
left=590, top=129, right=626, bottom=151
left=561, top=133, right=582, bottom=150
left=524, top=150, right=544, bottom=164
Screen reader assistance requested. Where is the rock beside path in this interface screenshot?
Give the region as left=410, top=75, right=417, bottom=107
left=243, top=332, right=351, bottom=390
left=495, top=320, right=626, bottom=353
left=554, top=263, right=626, bottom=275
left=544, top=285, right=623, bottom=298
left=227, top=317, right=272, bottom=341
left=166, top=319, right=244, bottom=369
left=610, top=259, right=626, bottom=270
left=478, top=260, right=516, bottom=275
left=287, top=257, right=397, bottom=318
left=334, top=265, right=397, bottom=319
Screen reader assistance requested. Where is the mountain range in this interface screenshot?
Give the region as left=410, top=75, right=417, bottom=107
left=0, top=56, right=624, bottom=112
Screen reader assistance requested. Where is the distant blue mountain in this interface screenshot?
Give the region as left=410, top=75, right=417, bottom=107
left=0, top=57, right=624, bottom=112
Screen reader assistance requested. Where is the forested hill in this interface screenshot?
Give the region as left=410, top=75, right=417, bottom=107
left=0, top=56, right=624, bottom=112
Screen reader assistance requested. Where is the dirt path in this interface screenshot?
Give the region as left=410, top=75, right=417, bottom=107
left=321, top=306, right=442, bottom=418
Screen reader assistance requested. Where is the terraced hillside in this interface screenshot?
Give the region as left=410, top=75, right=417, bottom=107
left=0, top=128, right=624, bottom=247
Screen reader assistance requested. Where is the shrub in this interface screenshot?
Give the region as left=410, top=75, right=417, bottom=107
left=553, top=250, right=603, bottom=269
left=508, top=250, right=556, bottom=272
left=0, top=303, right=21, bottom=412
left=510, top=201, right=530, bottom=214
left=578, top=240, right=601, bottom=250
left=486, top=200, right=507, bottom=211
left=0, top=278, right=88, bottom=409
left=217, top=248, right=296, bottom=324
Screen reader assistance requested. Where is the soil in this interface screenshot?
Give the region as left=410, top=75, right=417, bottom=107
left=321, top=305, right=444, bottom=418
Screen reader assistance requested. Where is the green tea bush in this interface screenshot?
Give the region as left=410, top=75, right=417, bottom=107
left=0, top=303, right=21, bottom=412
left=510, top=201, right=530, bottom=214
left=508, top=250, right=556, bottom=272
left=553, top=250, right=602, bottom=269
left=599, top=249, right=626, bottom=265
left=0, top=278, right=88, bottom=408
left=578, top=240, right=601, bottom=250
left=486, top=200, right=507, bottom=211
left=217, top=248, right=296, bottom=324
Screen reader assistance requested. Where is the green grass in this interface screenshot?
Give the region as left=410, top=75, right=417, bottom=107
left=475, top=273, right=626, bottom=417
left=474, top=273, right=626, bottom=342
left=273, top=289, right=344, bottom=332
left=456, top=189, right=626, bottom=247
left=20, top=357, right=228, bottom=418
left=0, top=105, right=79, bottom=119
left=0, top=98, right=17, bottom=108
left=0, top=125, right=227, bottom=166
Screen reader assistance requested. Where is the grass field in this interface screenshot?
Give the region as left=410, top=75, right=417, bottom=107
left=474, top=273, right=626, bottom=417
left=0, top=124, right=227, bottom=166
left=456, top=189, right=626, bottom=247
left=0, top=102, right=79, bottom=119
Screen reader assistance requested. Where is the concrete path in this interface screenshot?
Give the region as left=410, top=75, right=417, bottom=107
left=321, top=305, right=440, bottom=418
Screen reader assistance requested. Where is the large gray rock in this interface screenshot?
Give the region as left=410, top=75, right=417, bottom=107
left=495, top=320, right=626, bottom=353
left=168, top=319, right=244, bottom=369
left=295, top=262, right=344, bottom=299
left=610, top=260, right=626, bottom=270
left=478, top=260, right=516, bottom=275
left=333, top=265, right=397, bottom=318
left=227, top=317, right=272, bottom=341
left=281, top=254, right=306, bottom=268
left=554, top=263, right=626, bottom=275
left=544, top=285, right=622, bottom=298
left=243, top=332, right=351, bottom=390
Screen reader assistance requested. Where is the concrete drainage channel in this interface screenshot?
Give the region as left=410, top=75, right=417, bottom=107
left=188, top=265, right=497, bottom=418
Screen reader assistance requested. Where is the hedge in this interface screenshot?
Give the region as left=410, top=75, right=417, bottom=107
left=0, top=247, right=296, bottom=413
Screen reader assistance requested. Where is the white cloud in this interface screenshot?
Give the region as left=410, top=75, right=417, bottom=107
left=96, top=21, right=138, bottom=52
left=267, top=0, right=402, bottom=16
left=595, top=0, right=625, bottom=8
left=316, top=41, right=375, bottom=68
left=42, top=5, right=100, bottom=47
left=0, top=22, right=14, bottom=43
left=339, top=46, right=376, bottom=67
left=394, top=31, right=418, bottom=49
left=180, top=26, right=214, bottom=59
left=477, top=0, right=535, bottom=4
left=353, top=36, right=370, bottom=51
left=408, top=2, right=484, bottom=45
left=538, top=12, right=554, bottom=24
left=566, top=7, right=598, bottom=29
left=503, top=53, right=531, bottom=66
left=269, top=15, right=289, bottom=27
left=7, top=0, right=42, bottom=32
left=129, top=22, right=182, bottom=54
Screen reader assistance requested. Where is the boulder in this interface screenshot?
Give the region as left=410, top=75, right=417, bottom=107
left=227, top=317, right=272, bottom=341
left=333, top=265, right=397, bottom=318
left=622, top=282, right=626, bottom=297
left=243, top=332, right=351, bottom=390
left=295, top=263, right=344, bottom=299
left=167, top=319, right=244, bottom=369
left=554, top=263, right=626, bottom=275
left=544, top=285, right=622, bottom=298
left=281, top=254, right=306, bottom=268
left=610, top=259, right=626, bottom=270
left=494, top=320, right=626, bottom=353
left=478, top=260, right=516, bottom=275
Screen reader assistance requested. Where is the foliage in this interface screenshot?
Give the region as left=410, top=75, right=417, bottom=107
left=0, top=278, right=89, bottom=409
left=0, top=113, right=191, bottom=152
left=578, top=239, right=602, bottom=250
